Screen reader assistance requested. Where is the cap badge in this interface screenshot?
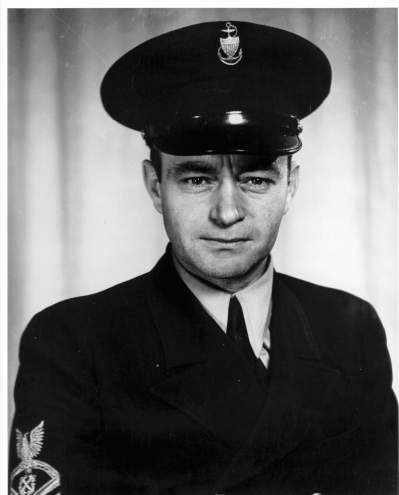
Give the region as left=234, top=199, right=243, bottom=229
left=218, top=22, right=243, bottom=66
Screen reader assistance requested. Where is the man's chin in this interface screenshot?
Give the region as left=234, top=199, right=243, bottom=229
left=173, top=243, right=269, bottom=283
left=187, top=256, right=258, bottom=282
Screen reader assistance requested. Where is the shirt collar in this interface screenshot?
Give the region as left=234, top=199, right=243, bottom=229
left=173, top=255, right=274, bottom=359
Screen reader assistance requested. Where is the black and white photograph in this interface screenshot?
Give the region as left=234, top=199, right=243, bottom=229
left=7, top=8, right=398, bottom=495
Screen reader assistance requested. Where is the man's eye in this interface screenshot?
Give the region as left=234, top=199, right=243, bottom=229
left=189, top=177, right=205, bottom=186
left=249, top=178, right=266, bottom=186
left=181, top=177, right=209, bottom=188
left=240, top=177, right=271, bottom=190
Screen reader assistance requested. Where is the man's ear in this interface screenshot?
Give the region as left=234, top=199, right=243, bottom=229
left=143, top=159, right=163, bottom=214
left=283, top=160, right=300, bottom=215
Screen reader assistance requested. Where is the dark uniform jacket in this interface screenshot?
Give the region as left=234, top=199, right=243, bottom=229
left=10, top=249, right=398, bottom=495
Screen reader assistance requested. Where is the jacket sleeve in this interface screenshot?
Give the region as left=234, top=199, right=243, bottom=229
left=9, top=307, right=104, bottom=495
left=356, top=302, right=398, bottom=494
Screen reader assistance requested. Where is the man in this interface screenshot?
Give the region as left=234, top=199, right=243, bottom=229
left=10, top=20, right=397, bottom=495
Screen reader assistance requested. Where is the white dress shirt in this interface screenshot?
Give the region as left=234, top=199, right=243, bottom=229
left=173, top=256, right=274, bottom=368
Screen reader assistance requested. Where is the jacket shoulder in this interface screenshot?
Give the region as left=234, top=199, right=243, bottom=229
left=276, top=272, right=389, bottom=363
left=276, top=272, right=376, bottom=318
left=21, top=271, right=152, bottom=354
left=36, top=271, right=149, bottom=320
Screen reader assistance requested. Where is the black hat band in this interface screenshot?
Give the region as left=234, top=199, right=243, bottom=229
left=144, top=112, right=302, bottom=156
left=145, top=111, right=303, bottom=139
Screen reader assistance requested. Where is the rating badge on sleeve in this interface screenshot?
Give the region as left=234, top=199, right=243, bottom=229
left=10, top=421, right=61, bottom=495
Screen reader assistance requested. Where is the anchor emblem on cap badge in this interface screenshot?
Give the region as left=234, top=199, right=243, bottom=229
left=218, top=22, right=243, bottom=65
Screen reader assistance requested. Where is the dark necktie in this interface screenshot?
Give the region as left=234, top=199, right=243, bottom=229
left=226, top=296, right=268, bottom=385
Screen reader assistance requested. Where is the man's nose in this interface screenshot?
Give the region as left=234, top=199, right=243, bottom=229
left=209, top=180, right=245, bottom=226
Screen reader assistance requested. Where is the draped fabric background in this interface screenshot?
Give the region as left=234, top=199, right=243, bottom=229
left=8, top=8, right=397, bottom=427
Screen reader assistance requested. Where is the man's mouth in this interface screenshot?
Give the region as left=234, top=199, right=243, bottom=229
left=201, top=237, right=249, bottom=244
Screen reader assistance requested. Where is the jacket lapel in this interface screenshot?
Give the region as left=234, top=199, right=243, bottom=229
left=257, top=274, right=342, bottom=455
left=213, top=273, right=342, bottom=492
left=145, top=251, right=342, bottom=491
left=145, top=250, right=266, bottom=451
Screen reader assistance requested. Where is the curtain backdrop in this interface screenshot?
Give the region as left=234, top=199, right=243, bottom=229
left=8, top=8, right=397, bottom=426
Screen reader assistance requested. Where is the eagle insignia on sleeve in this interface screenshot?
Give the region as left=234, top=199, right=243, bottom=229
left=10, top=421, right=61, bottom=495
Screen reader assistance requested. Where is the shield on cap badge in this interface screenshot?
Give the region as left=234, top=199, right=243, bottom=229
left=218, top=22, right=243, bottom=65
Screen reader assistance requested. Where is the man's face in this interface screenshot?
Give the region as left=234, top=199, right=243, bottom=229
left=144, top=153, right=299, bottom=288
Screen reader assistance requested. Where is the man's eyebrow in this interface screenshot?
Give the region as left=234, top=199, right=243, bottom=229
left=168, top=161, right=218, bottom=178
left=238, top=158, right=283, bottom=176
left=167, top=158, right=284, bottom=179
